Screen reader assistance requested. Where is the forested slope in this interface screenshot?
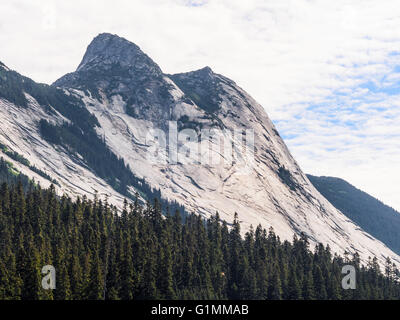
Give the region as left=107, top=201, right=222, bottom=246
left=308, top=175, right=400, bottom=255
left=0, top=179, right=399, bottom=300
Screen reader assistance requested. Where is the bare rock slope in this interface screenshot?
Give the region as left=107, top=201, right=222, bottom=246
left=1, top=33, right=398, bottom=266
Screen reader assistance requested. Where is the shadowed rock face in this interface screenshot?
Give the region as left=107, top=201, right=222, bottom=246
left=170, top=67, right=224, bottom=114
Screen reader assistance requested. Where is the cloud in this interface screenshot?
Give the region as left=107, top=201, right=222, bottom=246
left=1, top=0, right=400, bottom=210
left=184, top=0, right=207, bottom=7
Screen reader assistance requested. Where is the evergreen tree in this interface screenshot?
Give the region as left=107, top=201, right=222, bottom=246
left=268, top=266, right=283, bottom=300
left=286, top=266, right=302, bottom=300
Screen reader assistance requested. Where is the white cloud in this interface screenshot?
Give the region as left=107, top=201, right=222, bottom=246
left=1, top=0, right=400, bottom=210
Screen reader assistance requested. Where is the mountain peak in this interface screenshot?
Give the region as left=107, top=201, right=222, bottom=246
left=170, top=66, right=224, bottom=114
left=0, top=61, right=9, bottom=71
left=53, top=33, right=163, bottom=92
left=76, top=33, right=161, bottom=74
left=196, top=66, right=213, bottom=74
left=183, top=66, right=214, bottom=78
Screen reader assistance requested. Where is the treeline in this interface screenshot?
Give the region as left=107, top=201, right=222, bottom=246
left=1, top=181, right=400, bottom=300
left=0, top=63, right=97, bottom=132
left=0, top=144, right=59, bottom=186
left=39, top=120, right=185, bottom=216
left=0, top=158, right=31, bottom=189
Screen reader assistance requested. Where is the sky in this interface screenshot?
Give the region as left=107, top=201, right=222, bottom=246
left=1, top=0, right=400, bottom=211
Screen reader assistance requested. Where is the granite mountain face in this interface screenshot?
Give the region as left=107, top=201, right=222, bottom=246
left=0, top=33, right=398, bottom=266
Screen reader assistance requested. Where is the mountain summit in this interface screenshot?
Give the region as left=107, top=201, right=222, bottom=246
left=54, top=33, right=172, bottom=123
left=53, top=33, right=162, bottom=97
left=76, top=33, right=162, bottom=74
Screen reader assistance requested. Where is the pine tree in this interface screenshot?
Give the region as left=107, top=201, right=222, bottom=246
left=302, top=270, right=315, bottom=300
left=286, top=266, right=302, bottom=300
left=87, top=253, right=104, bottom=300
left=0, top=260, right=10, bottom=300
left=267, top=266, right=283, bottom=300
left=313, top=265, right=327, bottom=300
left=158, top=242, right=175, bottom=299
left=20, top=246, right=41, bottom=300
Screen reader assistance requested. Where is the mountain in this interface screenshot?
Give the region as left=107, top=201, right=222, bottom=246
left=308, top=174, right=400, bottom=255
left=0, top=33, right=399, bottom=266
left=0, top=54, right=184, bottom=214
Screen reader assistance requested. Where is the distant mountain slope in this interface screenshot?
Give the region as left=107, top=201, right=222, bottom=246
left=308, top=174, right=400, bottom=255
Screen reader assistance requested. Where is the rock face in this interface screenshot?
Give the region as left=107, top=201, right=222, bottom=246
left=54, top=33, right=173, bottom=126
left=77, top=33, right=161, bottom=73
left=1, top=33, right=399, bottom=266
